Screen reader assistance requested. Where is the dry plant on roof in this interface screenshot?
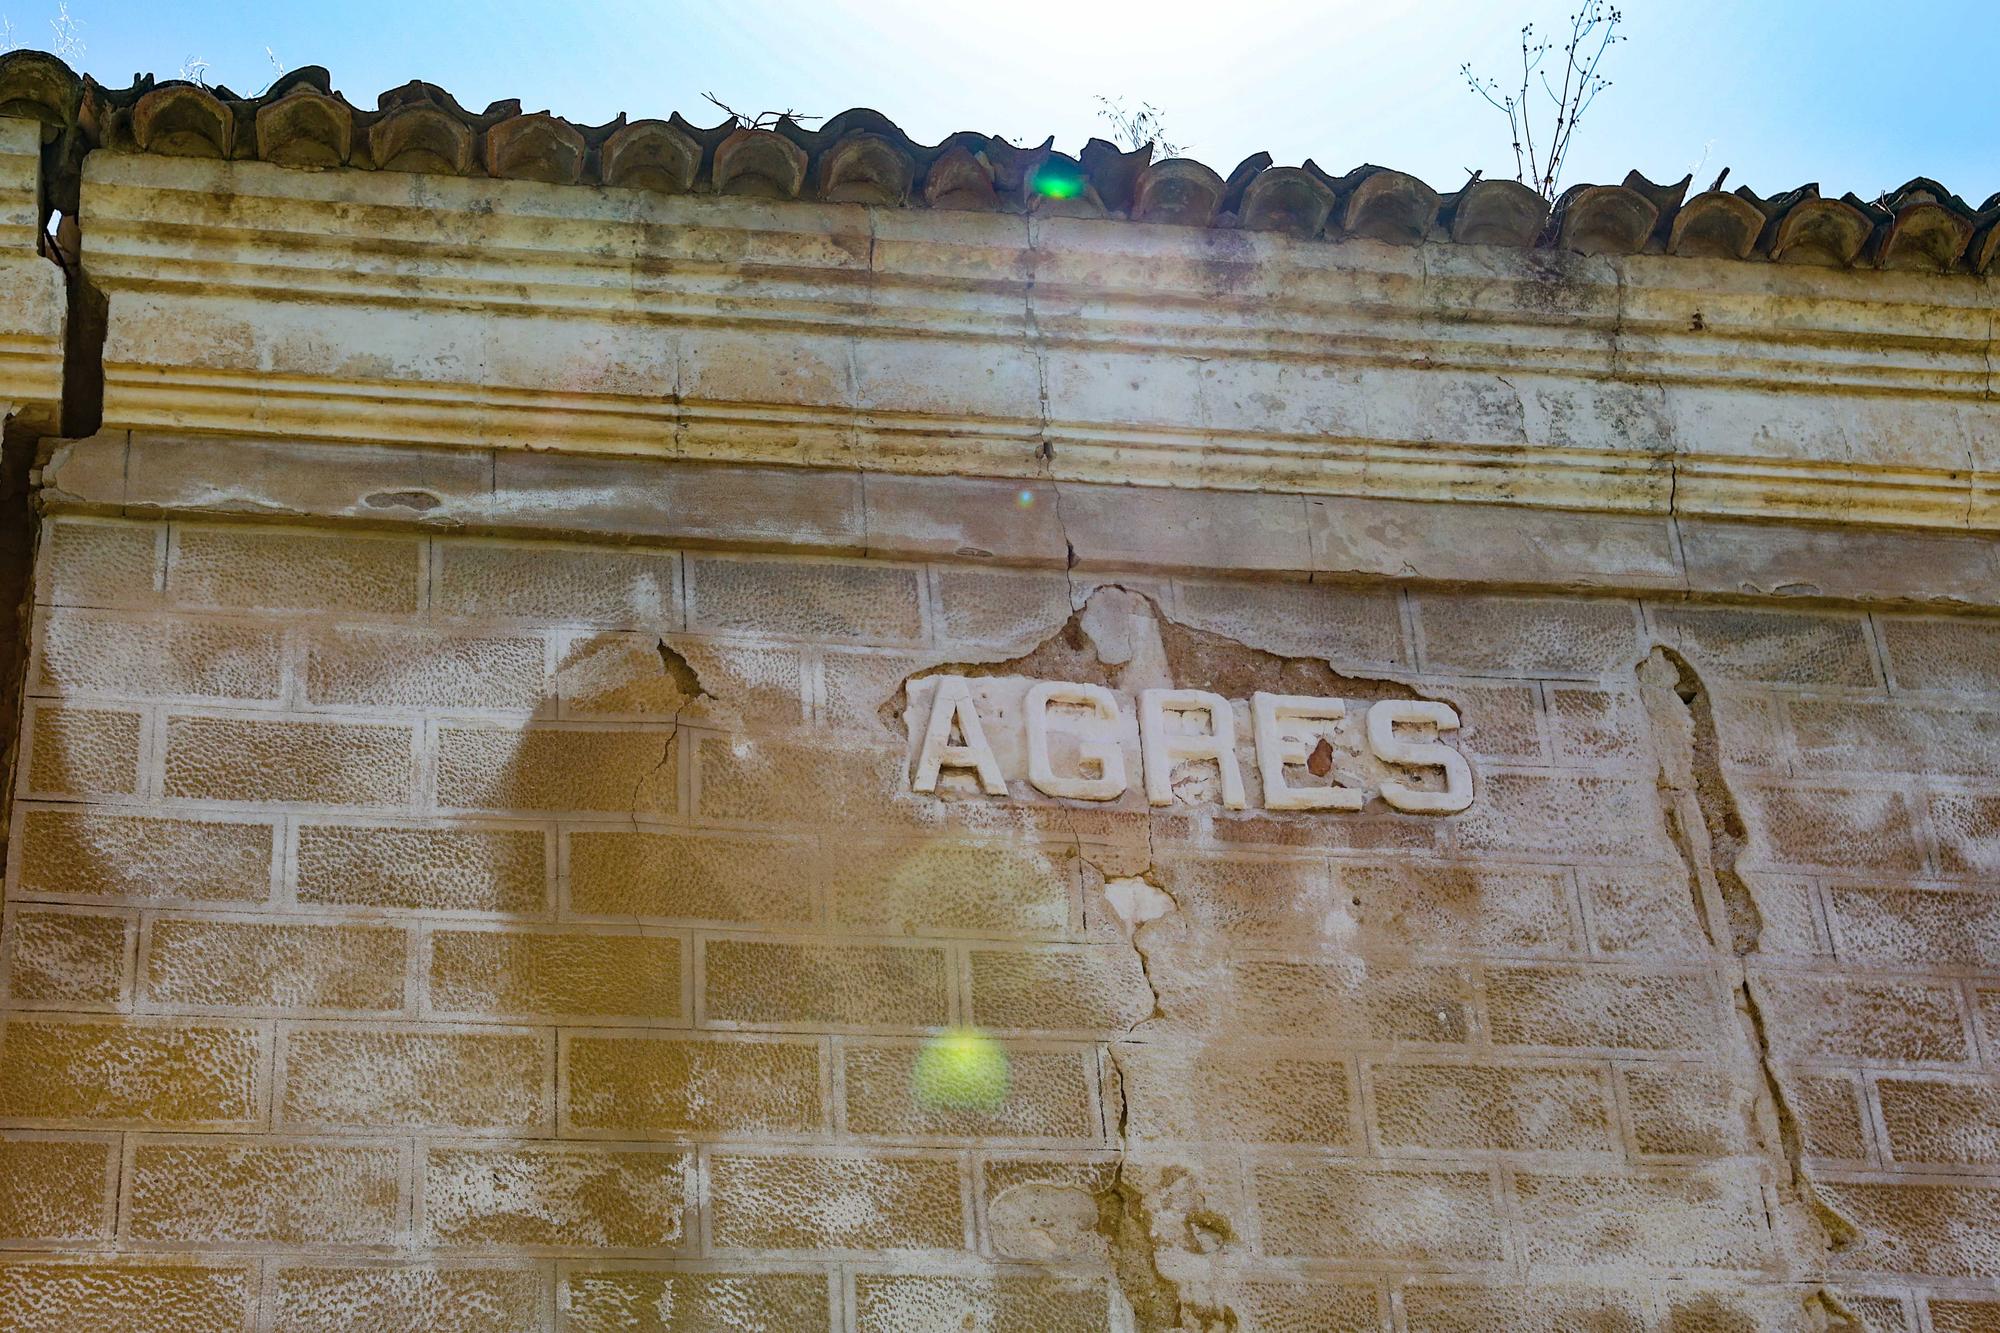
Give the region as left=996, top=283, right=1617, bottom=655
left=1462, top=3, right=1625, bottom=200
left=1093, top=95, right=1185, bottom=160
left=702, top=93, right=821, bottom=131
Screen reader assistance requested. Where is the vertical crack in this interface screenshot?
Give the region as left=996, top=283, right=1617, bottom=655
left=629, top=638, right=708, bottom=812
left=1638, top=645, right=1861, bottom=1271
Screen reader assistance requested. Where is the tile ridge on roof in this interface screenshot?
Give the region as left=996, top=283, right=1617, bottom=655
left=1, top=50, right=1994, bottom=275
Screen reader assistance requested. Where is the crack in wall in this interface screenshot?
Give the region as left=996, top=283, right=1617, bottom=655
left=627, top=638, right=709, bottom=812
left=0, top=422, right=40, bottom=871
left=1637, top=645, right=1862, bottom=1280
left=885, top=585, right=1442, bottom=1331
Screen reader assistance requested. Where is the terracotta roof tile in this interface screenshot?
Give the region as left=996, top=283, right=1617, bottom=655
left=1, top=50, right=1992, bottom=274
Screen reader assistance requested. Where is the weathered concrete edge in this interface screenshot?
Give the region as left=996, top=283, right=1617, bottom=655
left=39, top=430, right=2000, bottom=612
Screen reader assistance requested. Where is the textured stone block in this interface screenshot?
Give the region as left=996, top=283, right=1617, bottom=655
left=817, top=650, right=936, bottom=734
left=1877, top=1077, right=2000, bottom=1166
left=1114, top=1044, right=1350, bottom=1146
left=24, top=706, right=142, bottom=796
left=42, top=518, right=162, bottom=607
left=1145, top=853, right=1335, bottom=945
left=829, top=840, right=1074, bottom=937
left=1434, top=680, right=1545, bottom=764
left=932, top=567, right=1071, bottom=648
left=1788, top=1071, right=1870, bottom=1160
left=280, top=1027, right=549, bottom=1132
left=853, top=1274, right=1109, bottom=1332
left=968, top=946, right=1152, bottom=1034
left=693, top=736, right=911, bottom=828
left=1739, top=784, right=1925, bottom=874
left=1234, top=1281, right=1382, bottom=1333
left=1621, top=1063, right=1756, bottom=1157
left=1930, top=792, right=2000, bottom=878
left=271, top=1265, right=545, bottom=1333
left=860, top=473, right=1064, bottom=565
left=0, top=1261, right=255, bottom=1333
left=1879, top=616, right=2000, bottom=693
left=0, top=1018, right=261, bottom=1126
left=295, top=822, right=548, bottom=914
left=1400, top=1284, right=1649, bottom=1332
left=1514, top=1170, right=1769, bottom=1270
left=1822, top=1180, right=2000, bottom=1278
left=0, top=1135, right=115, bottom=1242
left=121, top=433, right=492, bottom=529
left=306, top=628, right=548, bottom=710
left=1932, top=1298, right=2000, bottom=1332
left=1312, top=493, right=1681, bottom=591
left=686, top=555, right=924, bottom=643
left=844, top=1041, right=1096, bottom=1141
left=556, top=632, right=806, bottom=725
left=1336, top=861, right=1579, bottom=956
left=144, top=917, right=408, bottom=1013
left=1371, top=1062, right=1613, bottom=1152
left=37, top=608, right=284, bottom=701
left=1545, top=685, right=1647, bottom=767
left=4, top=909, right=131, bottom=1006
left=434, top=541, right=679, bottom=627
left=422, top=1144, right=691, bottom=1250
left=1577, top=865, right=1710, bottom=958
left=436, top=724, right=675, bottom=815
left=1748, top=971, right=1969, bottom=1063
left=169, top=526, right=420, bottom=614
left=1217, top=960, right=1472, bottom=1043
left=1254, top=1162, right=1506, bottom=1262
left=493, top=449, right=862, bottom=550
left=565, top=1034, right=822, bottom=1135
left=1172, top=577, right=1406, bottom=667
left=428, top=927, right=680, bottom=1020
left=566, top=830, right=814, bottom=924
left=553, top=632, right=692, bottom=718
left=561, top=1269, right=832, bottom=1333
left=128, top=1139, right=403, bottom=1246
left=1485, top=965, right=1725, bottom=1053
left=704, top=939, right=949, bottom=1029
left=1652, top=604, right=1879, bottom=686
left=1790, top=699, right=2000, bottom=780
left=1826, top=884, right=2000, bottom=969
left=14, top=809, right=273, bottom=903
left=163, top=716, right=414, bottom=806
left=1056, top=484, right=1311, bottom=574
left=1453, top=772, right=1669, bottom=861
left=1413, top=593, right=1638, bottom=676
left=709, top=1152, right=965, bottom=1251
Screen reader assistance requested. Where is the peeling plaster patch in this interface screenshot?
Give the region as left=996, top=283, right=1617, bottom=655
left=1104, top=876, right=1175, bottom=933
left=361, top=489, right=442, bottom=511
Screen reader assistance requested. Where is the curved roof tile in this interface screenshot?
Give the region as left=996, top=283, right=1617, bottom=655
left=3, top=51, right=1989, bottom=275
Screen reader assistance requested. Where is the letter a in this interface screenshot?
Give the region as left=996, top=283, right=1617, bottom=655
left=911, top=675, right=1007, bottom=795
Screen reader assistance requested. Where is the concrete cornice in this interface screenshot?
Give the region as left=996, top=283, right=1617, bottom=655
left=76, top=152, right=2000, bottom=535
left=0, top=117, right=67, bottom=433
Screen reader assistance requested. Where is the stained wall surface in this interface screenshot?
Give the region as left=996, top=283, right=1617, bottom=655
left=4, top=513, right=1999, bottom=1330
left=0, top=48, right=1998, bottom=1333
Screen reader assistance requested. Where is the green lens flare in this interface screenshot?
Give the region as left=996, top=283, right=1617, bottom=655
left=912, top=1027, right=1010, bottom=1112
left=1031, top=163, right=1085, bottom=200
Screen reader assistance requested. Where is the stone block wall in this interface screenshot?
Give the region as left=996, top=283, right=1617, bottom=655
left=4, top=512, right=1998, bottom=1329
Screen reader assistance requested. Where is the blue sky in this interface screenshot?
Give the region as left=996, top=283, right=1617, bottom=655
left=18, top=0, right=1998, bottom=204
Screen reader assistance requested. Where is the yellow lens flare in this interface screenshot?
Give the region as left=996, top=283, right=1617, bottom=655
left=912, top=1026, right=1010, bottom=1112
